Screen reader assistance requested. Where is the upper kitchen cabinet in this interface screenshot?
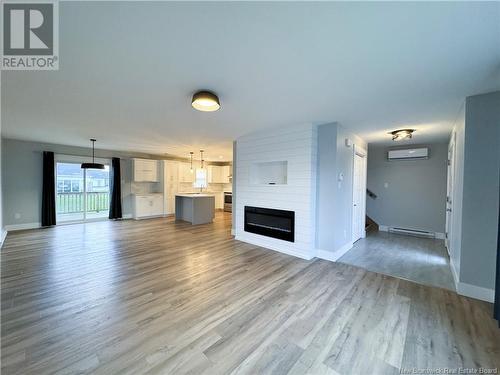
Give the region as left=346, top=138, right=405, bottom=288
left=179, top=162, right=195, bottom=183
left=222, top=165, right=232, bottom=183
left=208, top=165, right=231, bottom=184
left=207, top=165, right=220, bottom=183
left=133, top=159, right=159, bottom=182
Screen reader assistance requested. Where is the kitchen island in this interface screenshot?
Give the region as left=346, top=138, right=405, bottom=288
left=175, top=194, right=215, bottom=225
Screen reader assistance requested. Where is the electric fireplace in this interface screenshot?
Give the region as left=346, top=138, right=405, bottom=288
left=244, top=206, right=295, bottom=242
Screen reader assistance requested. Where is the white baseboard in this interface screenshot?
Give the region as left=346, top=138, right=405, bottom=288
left=0, top=228, right=7, bottom=248
left=133, top=214, right=165, bottom=221
left=450, top=260, right=459, bottom=287
left=449, top=259, right=494, bottom=303
left=122, top=214, right=133, bottom=219
left=234, top=234, right=313, bottom=260
left=316, top=241, right=354, bottom=262
left=435, top=232, right=446, bottom=240
left=231, top=228, right=235, bottom=236
left=5, top=222, right=41, bottom=231
left=456, top=282, right=495, bottom=303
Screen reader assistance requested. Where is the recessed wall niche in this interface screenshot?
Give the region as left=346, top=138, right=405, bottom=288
left=249, top=161, right=287, bottom=185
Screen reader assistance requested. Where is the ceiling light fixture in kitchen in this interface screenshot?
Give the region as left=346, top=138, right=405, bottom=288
left=189, top=152, right=194, bottom=173
left=192, top=91, right=220, bottom=112
left=81, top=139, right=105, bottom=169
left=200, top=150, right=205, bottom=169
left=390, top=129, right=415, bottom=141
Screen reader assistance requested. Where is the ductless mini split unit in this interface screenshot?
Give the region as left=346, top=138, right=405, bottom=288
left=387, top=147, right=428, bottom=160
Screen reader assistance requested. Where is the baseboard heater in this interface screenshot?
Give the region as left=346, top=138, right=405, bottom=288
left=388, top=227, right=435, bottom=238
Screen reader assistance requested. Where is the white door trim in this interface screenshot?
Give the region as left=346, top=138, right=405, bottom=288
left=352, top=145, right=367, bottom=242
left=355, top=145, right=367, bottom=158
left=445, top=132, right=456, bottom=253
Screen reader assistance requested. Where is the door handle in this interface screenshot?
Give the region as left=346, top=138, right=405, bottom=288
left=446, top=208, right=452, bottom=212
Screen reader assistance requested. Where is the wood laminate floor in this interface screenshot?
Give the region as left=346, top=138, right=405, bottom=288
left=1, top=213, right=499, bottom=374
left=338, top=231, right=455, bottom=291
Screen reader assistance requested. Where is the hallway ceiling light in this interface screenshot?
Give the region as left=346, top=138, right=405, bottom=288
left=192, top=91, right=220, bottom=112
left=390, top=129, right=415, bottom=141
left=81, top=139, right=105, bottom=169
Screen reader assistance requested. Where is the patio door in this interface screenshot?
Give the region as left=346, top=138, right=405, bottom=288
left=56, top=160, right=110, bottom=223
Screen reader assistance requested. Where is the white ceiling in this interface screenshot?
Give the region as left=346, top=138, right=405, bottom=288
left=2, top=2, right=500, bottom=160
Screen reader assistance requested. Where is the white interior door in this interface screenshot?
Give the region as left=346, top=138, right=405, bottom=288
left=352, top=152, right=366, bottom=243
left=445, top=137, right=455, bottom=253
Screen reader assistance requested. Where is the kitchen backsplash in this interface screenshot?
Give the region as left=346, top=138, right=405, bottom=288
left=131, top=182, right=163, bottom=195
left=178, top=182, right=232, bottom=193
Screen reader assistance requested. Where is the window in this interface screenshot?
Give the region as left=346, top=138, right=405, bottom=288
left=193, top=169, right=207, bottom=188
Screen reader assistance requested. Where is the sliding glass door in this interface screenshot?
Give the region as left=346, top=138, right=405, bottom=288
left=85, top=167, right=111, bottom=220
left=56, top=161, right=110, bottom=223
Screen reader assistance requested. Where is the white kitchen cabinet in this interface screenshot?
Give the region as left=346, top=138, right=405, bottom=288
left=133, top=159, right=159, bottom=182
left=214, top=192, right=224, bottom=209
left=207, top=166, right=220, bottom=183
left=178, top=162, right=194, bottom=183
left=133, top=194, right=164, bottom=219
left=208, top=165, right=231, bottom=184
left=222, top=165, right=231, bottom=183
left=164, top=160, right=179, bottom=215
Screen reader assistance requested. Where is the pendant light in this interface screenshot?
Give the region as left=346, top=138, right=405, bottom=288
left=189, top=152, right=194, bottom=173
left=81, top=139, right=105, bottom=169
left=192, top=91, right=220, bottom=112
left=200, top=150, right=205, bottom=169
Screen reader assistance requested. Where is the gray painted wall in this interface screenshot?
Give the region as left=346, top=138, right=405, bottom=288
left=1, top=138, right=164, bottom=227
left=316, top=123, right=367, bottom=253
left=459, top=91, right=500, bottom=289
left=366, top=142, right=448, bottom=234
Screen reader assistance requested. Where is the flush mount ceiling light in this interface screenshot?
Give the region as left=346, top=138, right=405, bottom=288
left=390, top=129, right=415, bottom=141
left=192, top=91, right=220, bottom=112
left=81, top=139, right=105, bottom=169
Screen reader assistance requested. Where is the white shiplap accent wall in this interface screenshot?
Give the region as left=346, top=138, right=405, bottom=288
left=234, top=124, right=317, bottom=260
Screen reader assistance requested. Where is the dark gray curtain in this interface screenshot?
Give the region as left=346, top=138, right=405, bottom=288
left=41, top=151, right=56, bottom=227
left=494, top=185, right=500, bottom=326
left=109, top=157, right=122, bottom=219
